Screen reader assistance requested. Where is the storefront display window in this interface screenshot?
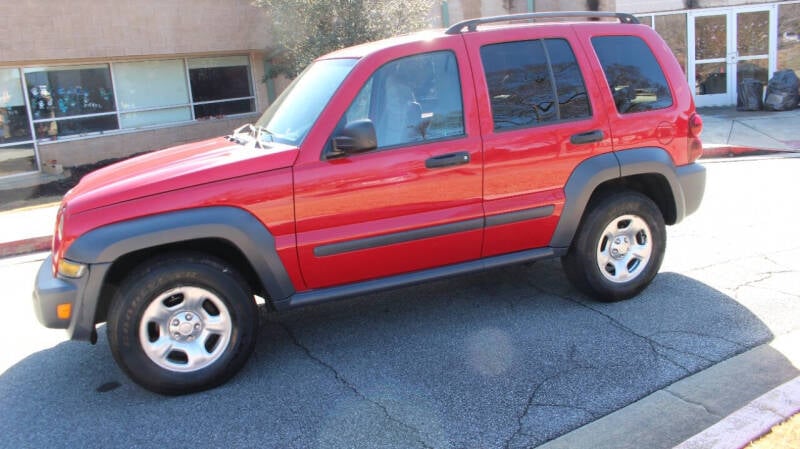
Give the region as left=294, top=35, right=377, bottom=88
left=24, top=64, right=118, bottom=139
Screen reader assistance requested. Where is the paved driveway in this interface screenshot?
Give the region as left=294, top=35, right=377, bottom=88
left=1, top=158, right=798, bottom=449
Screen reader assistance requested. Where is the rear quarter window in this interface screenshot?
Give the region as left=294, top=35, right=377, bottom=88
left=591, top=35, right=673, bottom=114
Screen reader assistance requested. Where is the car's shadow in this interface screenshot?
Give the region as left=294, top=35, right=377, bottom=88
left=0, top=260, right=792, bottom=449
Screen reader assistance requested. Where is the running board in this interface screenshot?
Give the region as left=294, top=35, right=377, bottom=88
left=276, top=247, right=562, bottom=310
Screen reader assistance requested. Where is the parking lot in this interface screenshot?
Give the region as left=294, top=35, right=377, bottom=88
left=1, top=157, right=799, bottom=449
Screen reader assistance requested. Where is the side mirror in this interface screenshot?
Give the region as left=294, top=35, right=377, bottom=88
left=331, top=119, right=377, bottom=157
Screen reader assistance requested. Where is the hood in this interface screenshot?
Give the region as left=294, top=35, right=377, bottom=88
left=65, top=136, right=299, bottom=214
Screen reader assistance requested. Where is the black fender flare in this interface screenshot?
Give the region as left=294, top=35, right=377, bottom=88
left=549, top=148, right=691, bottom=249
left=66, top=206, right=296, bottom=300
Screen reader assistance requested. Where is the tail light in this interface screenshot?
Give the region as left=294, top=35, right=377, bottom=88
left=687, top=113, right=703, bottom=162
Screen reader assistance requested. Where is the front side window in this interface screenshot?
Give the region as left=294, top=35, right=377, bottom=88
left=592, top=36, right=674, bottom=113
left=24, top=64, right=118, bottom=138
left=481, top=38, right=590, bottom=131
left=341, top=51, right=465, bottom=149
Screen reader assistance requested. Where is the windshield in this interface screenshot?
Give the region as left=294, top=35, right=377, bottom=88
left=255, top=58, right=357, bottom=146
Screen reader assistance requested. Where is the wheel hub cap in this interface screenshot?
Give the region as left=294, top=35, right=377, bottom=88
left=610, top=236, right=631, bottom=259
left=169, top=312, right=203, bottom=340
left=139, top=286, right=232, bottom=372
left=596, top=214, right=653, bottom=284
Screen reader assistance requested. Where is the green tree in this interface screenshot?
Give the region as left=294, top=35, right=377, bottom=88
left=255, top=0, right=435, bottom=78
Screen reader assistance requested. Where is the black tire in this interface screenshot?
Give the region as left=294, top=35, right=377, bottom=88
left=107, top=254, right=257, bottom=395
left=562, top=190, right=666, bottom=302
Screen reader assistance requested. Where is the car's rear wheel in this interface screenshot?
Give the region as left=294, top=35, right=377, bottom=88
left=562, top=190, right=665, bottom=302
left=107, top=254, right=257, bottom=395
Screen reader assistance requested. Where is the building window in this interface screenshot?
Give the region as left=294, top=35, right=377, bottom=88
left=188, top=56, right=255, bottom=119
left=24, top=64, right=118, bottom=139
left=778, top=3, right=800, bottom=74
left=0, top=54, right=257, bottom=177
left=655, top=13, right=688, bottom=76
left=114, top=59, right=192, bottom=129
left=0, top=68, right=36, bottom=175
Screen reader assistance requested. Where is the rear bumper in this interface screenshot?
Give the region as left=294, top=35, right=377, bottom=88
left=32, top=255, right=108, bottom=342
left=676, top=163, right=706, bottom=219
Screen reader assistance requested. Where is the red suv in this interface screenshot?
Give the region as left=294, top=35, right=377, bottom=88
left=33, top=12, right=705, bottom=394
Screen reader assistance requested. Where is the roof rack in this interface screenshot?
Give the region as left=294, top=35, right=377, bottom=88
left=445, top=11, right=640, bottom=35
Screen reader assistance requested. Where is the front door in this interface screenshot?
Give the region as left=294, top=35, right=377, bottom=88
left=293, top=44, right=484, bottom=290
left=690, top=6, right=775, bottom=107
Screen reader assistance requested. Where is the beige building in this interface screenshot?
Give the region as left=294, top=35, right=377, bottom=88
left=1, top=0, right=798, bottom=179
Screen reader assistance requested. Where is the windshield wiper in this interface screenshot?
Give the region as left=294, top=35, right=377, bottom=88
left=229, top=124, right=274, bottom=149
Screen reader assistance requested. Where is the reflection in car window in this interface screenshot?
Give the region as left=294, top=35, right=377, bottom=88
left=544, top=39, right=591, bottom=121
left=481, top=39, right=590, bottom=131
left=481, top=40, right=556, bottom=129
left=592, top=36, right=673, bottom=114
left=341, top=51, right=464, bottom=149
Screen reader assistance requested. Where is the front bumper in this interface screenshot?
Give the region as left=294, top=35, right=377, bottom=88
left=32, top=255, right=108, bottom=342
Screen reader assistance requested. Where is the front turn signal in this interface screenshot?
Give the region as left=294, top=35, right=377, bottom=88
left=56, top=303, right=72, bottom=320
left=57, top=259, right=86, bottom=278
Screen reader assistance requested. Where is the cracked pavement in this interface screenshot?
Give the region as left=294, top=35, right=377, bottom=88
left=1, top=158, right=799, bottom=449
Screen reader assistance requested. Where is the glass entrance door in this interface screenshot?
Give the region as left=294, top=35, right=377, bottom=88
left=690, top=6, right=775, bottom=107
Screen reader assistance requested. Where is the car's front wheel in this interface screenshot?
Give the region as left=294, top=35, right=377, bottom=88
left=107, top=254, right=257, bottom=395
left=562, top=190, right=666, bottom=302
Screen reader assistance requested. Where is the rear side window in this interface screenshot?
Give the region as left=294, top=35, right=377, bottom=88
left=592, top=36, right=673, bottom=114
left=480, top=38, right=590, bottom=131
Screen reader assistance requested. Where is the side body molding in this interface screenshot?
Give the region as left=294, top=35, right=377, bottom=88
left=66, top=207, right=296, bottom=301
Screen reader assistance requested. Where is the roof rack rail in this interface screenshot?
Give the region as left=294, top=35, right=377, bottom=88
left=445, top=11, right=640, bottom=34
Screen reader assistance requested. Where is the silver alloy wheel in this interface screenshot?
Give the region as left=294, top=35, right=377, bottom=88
left=595, top=214, right=653, bottom=283
left=139, top=286, right=232, bottom=372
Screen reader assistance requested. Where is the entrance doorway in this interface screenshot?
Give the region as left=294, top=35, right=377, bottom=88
left=689, top=5, right=776, bottom=107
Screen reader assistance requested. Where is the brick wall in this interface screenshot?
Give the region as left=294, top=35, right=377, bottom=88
left=0, top=0, right=271, bottom=64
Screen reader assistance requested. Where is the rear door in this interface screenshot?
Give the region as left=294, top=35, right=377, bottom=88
left=462, top=25, right=614, bottom=257
left=293, top=39, right=484, bottom=289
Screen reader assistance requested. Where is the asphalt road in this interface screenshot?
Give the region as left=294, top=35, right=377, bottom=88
left=1, top=157, right=799, bottom=449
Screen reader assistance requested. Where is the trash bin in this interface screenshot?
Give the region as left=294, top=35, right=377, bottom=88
left=737, top=78, right=763, bottom=111
left=764, top=70, right=800, bottom=111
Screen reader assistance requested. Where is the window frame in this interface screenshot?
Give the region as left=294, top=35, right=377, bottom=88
left=479, top=37, right=593, bottom=133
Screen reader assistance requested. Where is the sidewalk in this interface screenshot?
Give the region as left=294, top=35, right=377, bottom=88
left=698, top=107, right=800, bottom=157
left=0, top=203, right=58, bottom=258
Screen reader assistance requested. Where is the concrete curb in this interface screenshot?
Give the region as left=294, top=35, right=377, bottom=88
left=673, top=377, right=800, bottom=449
left=0, top=236, right=51, bottom=259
